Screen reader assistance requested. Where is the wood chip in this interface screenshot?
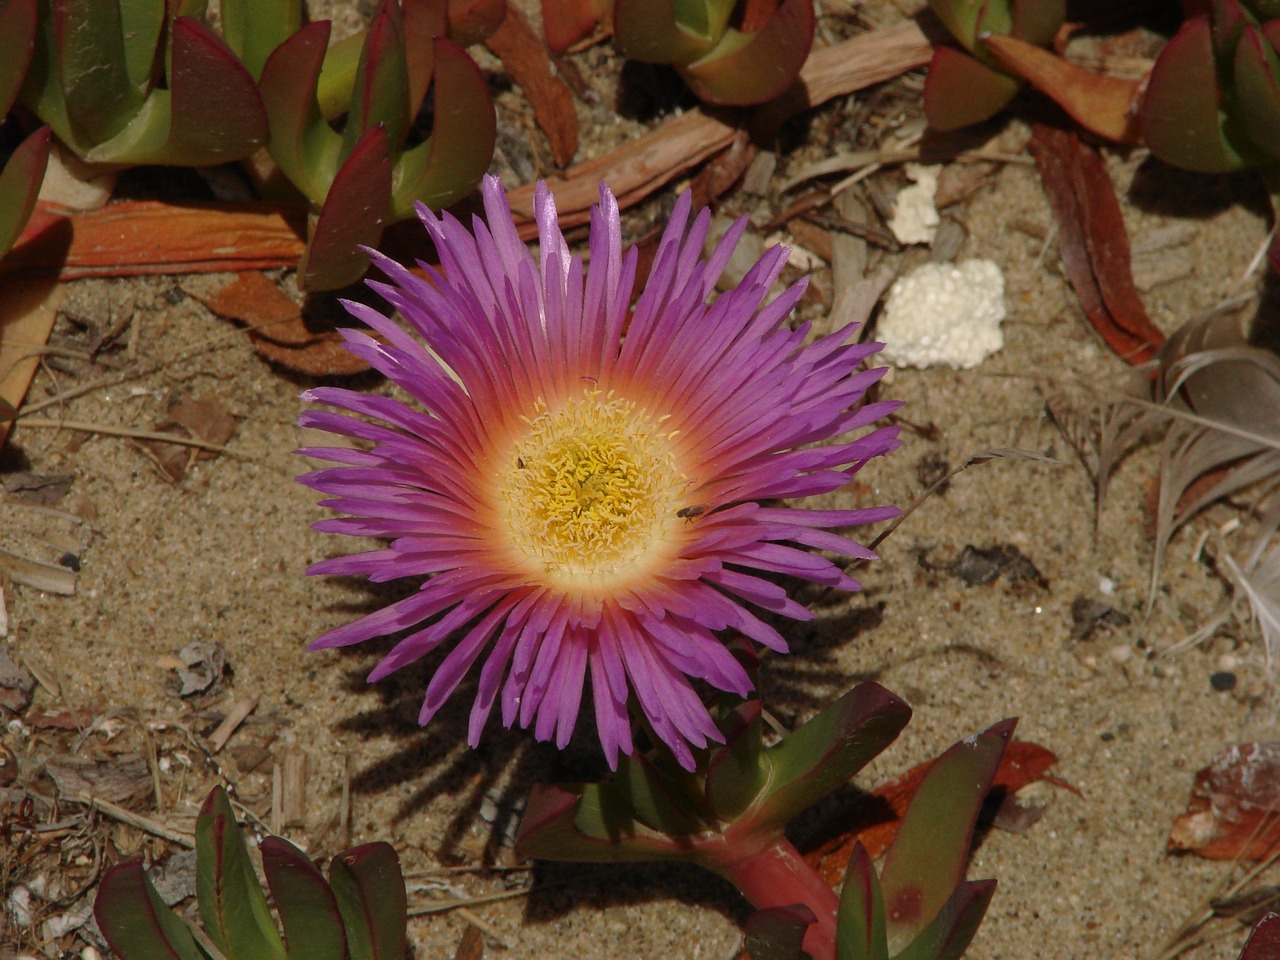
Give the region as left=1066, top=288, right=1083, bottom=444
left=46, top=755, right=152, bottom=804
left=207, top=696, right=258, bottom=754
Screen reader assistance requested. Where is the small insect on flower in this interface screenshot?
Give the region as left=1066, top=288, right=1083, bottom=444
left=298, top=175, right=901, bottom=770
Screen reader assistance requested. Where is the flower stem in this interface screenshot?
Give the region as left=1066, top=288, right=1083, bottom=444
left=699, top=832, right=839, bottom=960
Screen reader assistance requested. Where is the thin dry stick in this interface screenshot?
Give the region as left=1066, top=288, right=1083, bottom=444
left=18, top=417, right=246, bottom=456
left=456, top=906, right=513, bottom=949
left=75, top=794, right=196, bottom=848
left=207, top=696, right=259, bottom=754
left=407, top=886, right=536, bottom=917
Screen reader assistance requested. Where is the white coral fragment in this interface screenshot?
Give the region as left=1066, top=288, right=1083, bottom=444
left=877, top=259, right=1006, bottom=369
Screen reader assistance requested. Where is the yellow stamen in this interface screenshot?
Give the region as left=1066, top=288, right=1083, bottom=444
left=497, top=389, right=688, bottom=589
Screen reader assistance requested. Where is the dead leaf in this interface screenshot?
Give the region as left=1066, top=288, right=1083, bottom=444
left=1029, top=124, right=1166, bottom=364
left=486, top=6, right=579, bottom=167
left=189, top=272, right=372, bottom=376
left=0, top=275, right=65, bottom=446
left=454, top=922, right=484, bottom=960
left=805, top=740, right=1068, bottom=886
left=1169, top=742, right=1280, bottom=861
left=166, top=640, right=228, bottom=698
left=2, top=472, right=74, bottom=507
left=135, top=397, right=238, bottom=482
left=0, top=646, right=36, bottom=715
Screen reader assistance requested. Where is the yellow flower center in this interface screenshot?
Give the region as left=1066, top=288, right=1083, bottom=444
left=498, top=389, right=688, bottom=589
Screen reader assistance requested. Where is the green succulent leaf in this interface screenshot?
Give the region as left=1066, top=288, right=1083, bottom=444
left=926, top=0, right=987, bottom=51
left=94, top=858, right=210, bottom=960
left=1141, top=16, right=1256, bottom=172
left=260, top=20, right=339, bottom=202
left=705, top=700, right=768, bottom=822
left=118, top=0, right=164, bottom=91
left=678, top=0, right=815, bottom=105
left=611, top=750, right=707, bottom=836
left=196, top=787, right=288, bottom=960
left=744, top=904, right=817, bottom=960
left=878, top=720, right=1013, bottom=953
left=342, top=0, right=410, bottom=161
left=298, top=123, right=392, bottom=291
left=515, top=781, right=691, bottom=863
left=612, top=0, right=717, bottom=64
left=1009, top=0, right=1064, bottom=46
left=391, top=37, right=494, bottom=216
left=835, top=843, right=888, bottom=960
left=0, top=0, right=37, bottom=114
left=52, top=0, right=143, bottom=143
left=220, top=0, right=303, bottom=80
left=260, top=837, right=348, bottom=960
left=891, top=880, right=997, bottom=960
left=922, top=45, right=1019, bottom=130
left=1233, top=25, right=1280, bottom=161
left=0, top=125, right=50, bottom=259
left=748, top=682, right=911, bottom=834
left=328, top=843, right=409, bottom=960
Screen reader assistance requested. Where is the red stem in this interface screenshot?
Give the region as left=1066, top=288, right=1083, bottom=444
left=697, top=832, right=839, bottom=960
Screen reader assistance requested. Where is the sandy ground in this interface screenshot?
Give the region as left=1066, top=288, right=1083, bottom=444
left=3, top=3, right=1279, bottom=959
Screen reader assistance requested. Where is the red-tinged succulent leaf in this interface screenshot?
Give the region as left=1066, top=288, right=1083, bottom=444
left=705, top=700, right=768, bottom=822
left=403, top=0, right=447, bottom=118
left=515, top=781, right=691, bottom=863
left=220, top=0, right=304, bottom=80
left=328, top=843, right=408, bottom=960
left=922, top=45, right=1019, bottom=131
left=391, top=38, right=493, bottom=216
left=744, top=904, right=816, bottom=960
left=299, top=124, right=392, bottom=291
left=0, top=0, right=37, bottom=113
left=1140, top=16, right=1254, bottom=172
left=750, top=683, right=912, bottom=834
left=613, top=0, right=716, bottom=63
left=679, top=0, right=815, bottom=105
left=52, top=0, right=141, bottom=144
left=611, top=751, right=707, bottom=836
left=1211, top=0, right=1250, bottom=55
left=1264, top=18, right=1280, bottom=47
left=891, top=880, right=997, bottom=960
left=541, top=0, right=605, bottom=53
left=983, top=34, right=1142, bottom=142
left=261, top=837, right=348, bottom=960
left=1234, top=26, right=1280, bottom=161
left=878, top=720, right=1013, bottom=954
left=448, top=0, right=507, bottom=46
left=342, top=0, right=410, bottom=161
left=835, top=844, right=889, bottom=960
left=94, top=858, right=209, bottom=960
left=0, top=396, right=17, bottom=421
left=1241, top=913, right=1280, bottom=960
left=1010, top=0, right=1065, bottom=46
left=166, top=17, right=269, bottom=164
left=0, top=126, right=50, bottom=259
left=484, top=5, right=578, bottom=165
left=927, top=0, right=987, bottom=50
left=195, top=787, right=287, bottom=960
left=260, top=20, right=336, bottom=202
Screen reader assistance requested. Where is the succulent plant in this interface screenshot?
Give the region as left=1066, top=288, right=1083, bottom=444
left=94, top=787, right=408, bottom=960
left=922, top=0, right=1066, bottom=130
left=17, top=0, right=268, bottom=167
left=226, top=0, right=496, bottom=290
left=518, top=681, right=1009, bottom=960
left=0, top=0, right=50, bottom=259
left=612, top=0, right=815, bottom=106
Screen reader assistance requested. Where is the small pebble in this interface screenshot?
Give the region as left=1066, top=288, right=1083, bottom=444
left=1217, top=653, right=1239, bottom=671
left=1210, top=671, right=1238, bottom=692
left=1108, top=644, right=1132, bottom=663
left=1099, top=576, right=1115, bottom=595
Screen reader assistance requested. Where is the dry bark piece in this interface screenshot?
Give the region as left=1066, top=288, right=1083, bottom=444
left=485, top=5, right=579, bottom=167
left=2, top=473, right=75, bottom=507
left=0, top=646, right=36, bottom=716
left=1029, top=123, right=1166, bottom=364
left=45, top=754, right=151, bottom=803
left=1170, top=742, right=1280, bottom=861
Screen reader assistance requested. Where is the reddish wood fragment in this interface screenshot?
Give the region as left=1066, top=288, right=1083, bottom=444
left=1029, top=124, right=1166, bottom=365
left=486, top=5, right=579, bottom=167
left=805, top=741, right=1068, bottom=886
left=1169, top=742, right=1280, bottom=861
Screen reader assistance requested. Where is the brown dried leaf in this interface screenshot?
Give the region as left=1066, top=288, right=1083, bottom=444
left=45, top=754, right=151, bottom=803
left=0, top=276, right=64, bottom=446
left=136, top=397, right=238, bottom=482
left=454, top=924, right=484, bottom=960
left=1169, top=742, right=1280, bottom=860
left=486, top=6, right=579, bottom=167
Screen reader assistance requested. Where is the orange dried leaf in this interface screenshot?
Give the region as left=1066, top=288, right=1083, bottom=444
left=0, top=276, right=65, bottom=447
left=1169, top=742, right=1280, bottom=861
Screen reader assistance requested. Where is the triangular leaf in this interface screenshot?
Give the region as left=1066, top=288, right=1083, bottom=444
left=0, top=126, right=50, bottom=259
left=705, top=700, right=768, bottom=822
left=52, top=0, right=140, bottom=143
left=328, top=843, right=408, bottom=960
left=835, top=844, right=888, bottom=960
left=94, top=858, right=210, bottom=960
left=679, top=0, right=814, bottom=106
left=342, top=0, right=410, bottom=159
left=1233, top=25, right=1280, bottom=162
left=922, top=45, right=1018, bottom=131
left=260, top=20, right=340, bottom=202
left=261, top=836, right=348, bottom=960
left=613, top=0, right=716, bottom=62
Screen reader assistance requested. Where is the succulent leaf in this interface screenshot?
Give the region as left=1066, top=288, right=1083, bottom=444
left=260, top=837, right=348, bottom=960
left=878, top=720, right=1013, bottom=953
left=705, top=700, right=768, bottom=822
left=0, top=0, right=37, bottom=113
left=446, top=0, right=507, bottom=45
left=118, top=0, right=164, bottom=91
left=403, top=0, right=447, bottom=118
left=390, top=37, right=494, bottom=216
left=1233, top=25, right=1280, bottom=160
left=612, top=0, right=716, bottom=64
left=922, top=45, right=1019, bottom=130
left=744, top=904, right=817, bottom=960
left=516, top=781, right=692, bottom=862
left=835, top=844, right=889, bottom=960
left=342, top=0, right=411, bottom=162
left=612, top=751, right=707, bottom=835
left=926, top=0, right=987, bottom=51
left=0, top=126, right=50, bottom=259
left=890, top=880, right=997, bottom=960
left=52, top=0, right=142, bottom=143
left=1009, top=0, right=1064, bottom=46
left=749, top=683, right=911, bottom=833
left=94, top=859, right=210, bottom=960
left=328, top=843, right=409, bottom=960
left=195, top=787, right=288, bottom=960
left=259, top=20, right=337, bottom=202
left=220, top=0, right=304, bottom=80
left=678, top=0, right=815, bottom=105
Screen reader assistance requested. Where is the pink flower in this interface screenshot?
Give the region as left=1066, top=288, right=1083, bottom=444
left=298, top=176, right=899, bottom=769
